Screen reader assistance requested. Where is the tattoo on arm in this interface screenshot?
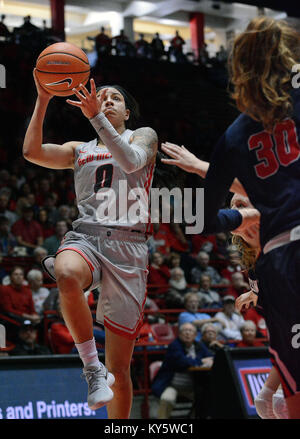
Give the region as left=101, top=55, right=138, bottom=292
left=130, top=127, right=158, bottom=164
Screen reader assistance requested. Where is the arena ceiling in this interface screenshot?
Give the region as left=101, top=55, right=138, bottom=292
left=1, top=0, right=298, bottom=36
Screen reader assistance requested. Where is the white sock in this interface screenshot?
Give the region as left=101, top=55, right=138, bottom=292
left=75, top=338, right=101, bottom=368
left=254, top=386, right=277, bottom=419
left=272, top=389, right=289, bottom=419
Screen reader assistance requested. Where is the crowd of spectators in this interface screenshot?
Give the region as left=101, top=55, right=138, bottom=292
left=0, top=17, right=266, bottom=418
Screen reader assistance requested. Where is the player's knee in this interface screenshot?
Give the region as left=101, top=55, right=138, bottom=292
left=55, top=265, right=81, bottom=290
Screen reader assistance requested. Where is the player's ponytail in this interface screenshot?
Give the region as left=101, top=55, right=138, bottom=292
left=229, top=17, right=300, bottom=132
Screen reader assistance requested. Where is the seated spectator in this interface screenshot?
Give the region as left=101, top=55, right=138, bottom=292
left=0, top=215, right=17, bottom=256
left=226, top=272, right=249, bottom=299
left=34, top=178, right=53, bottom=206
left=201, top=323, right=225, bottom=354
left=47, top=294, right=105, bottom=354
left=191, top=234, right=217, bottom=255
left=214, top=232, right=230, bottom=261
left=11, top=205, right=43, bottom=255
left=57, top=205, right=72, bottom=229
left=10, top=320, right=51, bottom=356
left=43, top=220, right=68, bottom=255
left=221, top=250, right=243, bottom=282
left=0, top=266, right=40, bottom=324
left=37, top=208, right=55, bottom=239
left=152, top=322, right=213, bottom=419
left=197, top=274, right=222, bottom=309
left=167, top=252, right=181, bottom=269
left=165, top=267, right=188, bottom=308
left=0, top=191, right=18, bottom=229
left=241, top=306, right=268, bottom=338
left=190, top=251, right=226, bottom=286
left=236, top=320, right=266, bottom=348
left=147, top=251, right=170, bottom=293
left=214, top=295, right=245, bottom=341
left=151, top=222, right=171, bottom=255
left=178, top=292, right=222, bottom=342
left=26, top=269, right=50, bottom=317
left=15, top=182, right=33, bottom=216
left=43, top=194, right=59, bottom=224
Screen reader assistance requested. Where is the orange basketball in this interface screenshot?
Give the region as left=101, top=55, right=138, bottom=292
left=35, top=42, right=90, bottom=97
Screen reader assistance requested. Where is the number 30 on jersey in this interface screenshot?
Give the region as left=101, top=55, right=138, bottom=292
left=248, top=119, right=300, bottom=179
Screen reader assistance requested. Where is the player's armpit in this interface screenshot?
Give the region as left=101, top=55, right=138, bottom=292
left=24, top=141, right=81, bottom=170
left=129, top=127, right=158, bottom=165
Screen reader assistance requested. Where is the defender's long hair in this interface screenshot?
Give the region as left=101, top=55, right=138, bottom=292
left=229, top=17, right=300, bottom=132
left=231, top=234, right=258, bottom=270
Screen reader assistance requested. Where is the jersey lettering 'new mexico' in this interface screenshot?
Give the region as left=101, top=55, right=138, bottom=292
left=72, top=129, right=155, bottom=234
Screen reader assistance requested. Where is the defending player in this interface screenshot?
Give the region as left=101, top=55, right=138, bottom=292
left=165, top=17, right=300, bottom=417
left=161, top=142, right=288, bottom=418
left=23, top=71, right=157, bottom=419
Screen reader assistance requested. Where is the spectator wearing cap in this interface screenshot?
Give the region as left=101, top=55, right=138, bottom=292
left=0, top=266, right=40, bottom=324
left=11, top=206, right=43, bottom=255
left=214, top=295, right=245, bottom=341
left=178, top=293, right=223, bottom=342
left=236, top=320, right=266, bottom=348
left=10, top=320, right=51, bottom=356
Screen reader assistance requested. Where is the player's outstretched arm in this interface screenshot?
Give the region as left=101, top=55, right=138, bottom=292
left=23, top=69, right=81, bottom=170
left=161, top=141, right=247, bottom=196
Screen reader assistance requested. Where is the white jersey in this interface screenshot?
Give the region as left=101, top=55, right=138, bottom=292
left=72, top=129, right=155, bottom=234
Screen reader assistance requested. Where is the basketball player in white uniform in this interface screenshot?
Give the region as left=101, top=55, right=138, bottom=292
left=23, top=71, right=157, bottom=419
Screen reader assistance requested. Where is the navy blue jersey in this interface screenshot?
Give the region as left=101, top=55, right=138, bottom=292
left=203, top=88, right=300, bottom=247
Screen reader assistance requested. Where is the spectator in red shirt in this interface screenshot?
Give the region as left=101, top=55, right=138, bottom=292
left=148, top=251, right=171, bottom=294
left=221, top=250, right=243, bottom=282
left=11, top=205, right=43, bottom=255
left=169, top=30, right=186, bottom=62
left=191, top=234, right=217, bottom=256
left=152, top=222, right=171, bottom=255
left=236, top=320, right=266, bottom=348
left=242, top=306, right=268, bottom=338
left=225, top=272, right=249, bottom=299
left=0, top=266, right=40, bottom=324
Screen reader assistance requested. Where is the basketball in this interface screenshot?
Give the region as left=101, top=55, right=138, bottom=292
left=35, top=42, right=90, bottom=97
